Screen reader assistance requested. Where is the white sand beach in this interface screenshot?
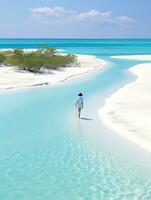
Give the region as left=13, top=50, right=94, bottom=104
left=0, top=54, right=106, bottom=91
left=99, top=57, right=151, bottom=153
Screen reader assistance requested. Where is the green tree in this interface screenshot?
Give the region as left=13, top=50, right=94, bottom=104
left=19, top=53, right=44, bottom=72
left=0, top=53, right=6, bottom=66
left=43, top=48, right=57, bottom=56
left=13, top=48, right=24, bottom=56
left=4, top=48, right=76, bottom=72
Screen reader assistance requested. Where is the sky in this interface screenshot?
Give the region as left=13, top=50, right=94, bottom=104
left=0, top=0, right=150, bottom=38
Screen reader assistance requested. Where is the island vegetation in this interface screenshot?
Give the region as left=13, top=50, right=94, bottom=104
left=0, top=48, right=76, bottom=73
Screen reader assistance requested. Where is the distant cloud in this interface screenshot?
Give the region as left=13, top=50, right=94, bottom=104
left=117, top=16, right=136, bottom=24
left=30, top=6, right=136, bottom=25
left=70, top=10, right=112, bottom=21
left=31, top=6, right=75, bottom=18
left=31, top=7, right=66, bottom=16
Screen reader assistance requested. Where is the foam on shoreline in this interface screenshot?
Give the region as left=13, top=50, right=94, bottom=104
left=111, top=55, right=151, bottom=61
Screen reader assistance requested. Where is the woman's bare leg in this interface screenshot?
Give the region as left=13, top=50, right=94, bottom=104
left=78, top=108, right=81, bottom=118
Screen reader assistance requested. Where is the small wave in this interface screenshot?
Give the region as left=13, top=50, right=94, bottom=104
left=57, top=49, right=65, bottom=52
left=0, top=48, right=65, bottom=52
left=111, top=55, right=151, bottom=61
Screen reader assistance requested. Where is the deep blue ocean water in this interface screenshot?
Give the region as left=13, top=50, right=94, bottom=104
left=0, top=39, right=151, bottom=199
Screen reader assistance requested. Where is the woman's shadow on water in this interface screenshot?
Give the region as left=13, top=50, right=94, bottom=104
left=80, top=117, right=93, bottom=121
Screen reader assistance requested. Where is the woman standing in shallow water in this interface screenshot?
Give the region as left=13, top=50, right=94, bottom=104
left=75, top=93, right=83, bottom=118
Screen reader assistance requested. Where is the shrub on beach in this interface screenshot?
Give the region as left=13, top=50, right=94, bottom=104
left=3, top=48, right=76, bottom=73
left=0, top=52, right=6, bottom=66
left=13, top=48, right=24, bottom=56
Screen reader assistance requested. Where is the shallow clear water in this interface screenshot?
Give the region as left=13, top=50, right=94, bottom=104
left=0, top=39, right=151, bottom=199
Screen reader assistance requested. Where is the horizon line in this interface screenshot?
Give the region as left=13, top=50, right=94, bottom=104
left=0, top=37, right=151, bottom=40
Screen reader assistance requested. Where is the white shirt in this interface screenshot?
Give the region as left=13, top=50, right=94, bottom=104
left=76, top=96, right=83, bottom=109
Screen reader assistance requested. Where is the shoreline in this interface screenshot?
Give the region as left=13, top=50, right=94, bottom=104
left=0, top=54, right=106, bottom=92
left=98, top=57, right=151, bottom=153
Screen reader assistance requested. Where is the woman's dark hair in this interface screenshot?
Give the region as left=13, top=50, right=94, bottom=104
left=78, top=93, right=83, bottom=96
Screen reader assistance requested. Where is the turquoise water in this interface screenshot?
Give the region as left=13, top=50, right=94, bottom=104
left=0, top=39, right=151, bottom=199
